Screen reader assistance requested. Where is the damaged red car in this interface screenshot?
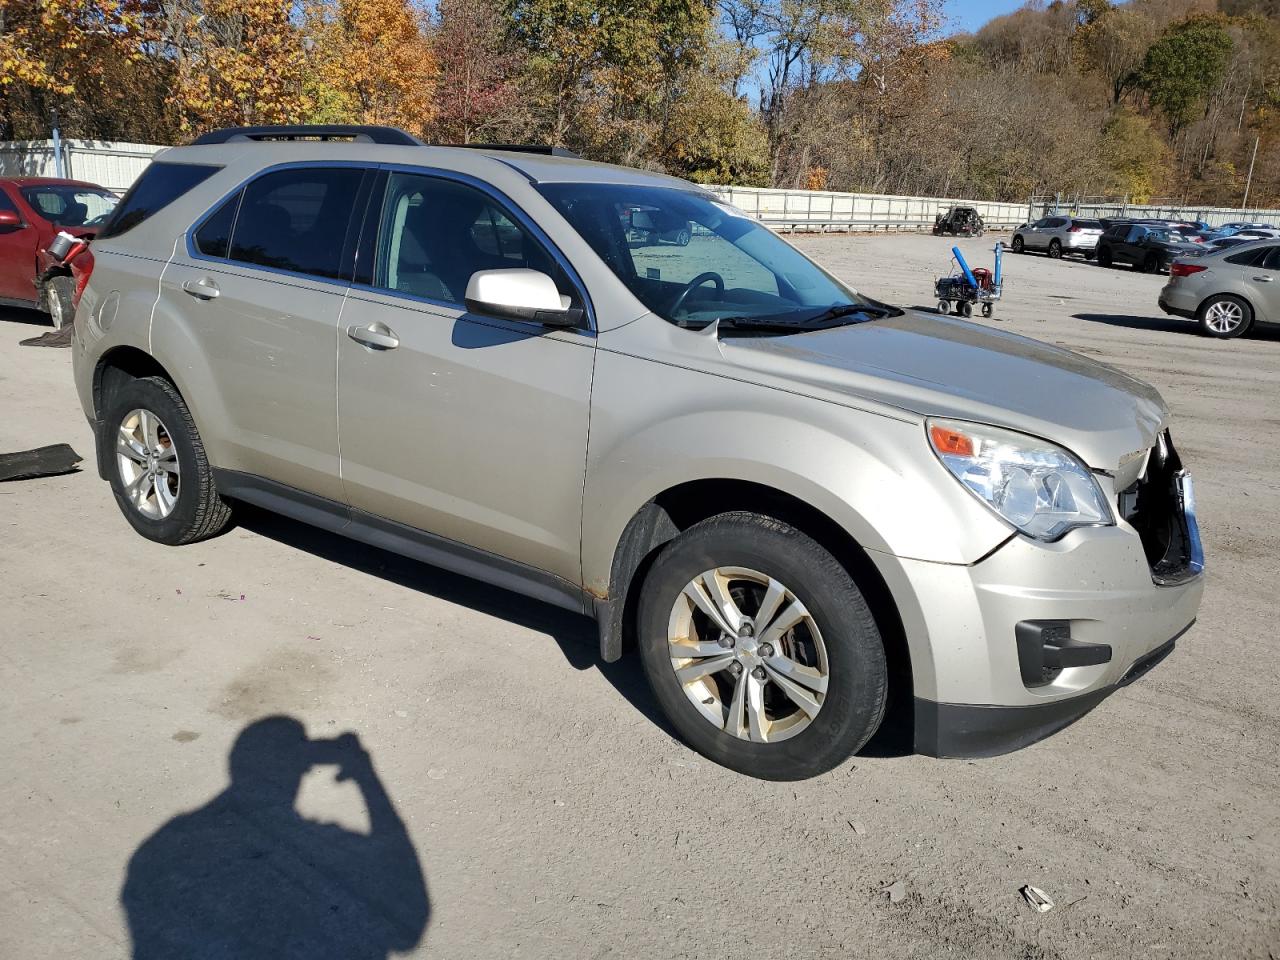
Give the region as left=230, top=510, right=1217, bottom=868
left=0, top=177, right=118, bottom=328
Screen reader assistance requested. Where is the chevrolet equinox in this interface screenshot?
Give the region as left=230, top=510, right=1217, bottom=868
left=70, top=125, right=1204, bottom=780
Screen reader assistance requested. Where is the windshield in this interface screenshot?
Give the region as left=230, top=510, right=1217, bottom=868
left=20, top=185, right=118, bottom=228
left=537, top=183, right=891, bottom=330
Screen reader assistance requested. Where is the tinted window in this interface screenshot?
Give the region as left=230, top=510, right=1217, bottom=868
left=0, top=188, right=16, bottom=213
left=1074, top=219, right=1101, bottom=229
left=194, top=192, right=240, bottom=258
left=1125, top=226, right=1147, bottom=242
left=1045, top=218, right=1066, bottom=228
left=230, top=167, right=363, bottom=279
left=1225, top=247, right=1268, bottom=266
left=1261, top=247, right=1280, bottom=270
left=98, top=163, right=219, bottom=239
left=373, top=172, right=572, bottom=306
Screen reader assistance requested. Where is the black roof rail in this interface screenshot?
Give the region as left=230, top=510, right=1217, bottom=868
left=192, top=125, right=422, bottom=146
left=448, top=143, right=582, bottom=159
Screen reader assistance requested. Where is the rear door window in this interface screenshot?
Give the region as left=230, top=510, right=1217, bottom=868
left=1225, top=247, right=1269, bottom=267
left=229, top=167, right=364, bottom=280
left=98, top=162, right=219, bottom=239
left=1260, top=247, right=1280, bottom=271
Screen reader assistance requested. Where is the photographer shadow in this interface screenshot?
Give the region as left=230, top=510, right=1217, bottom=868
left=121, top=716, right=429, bottom=960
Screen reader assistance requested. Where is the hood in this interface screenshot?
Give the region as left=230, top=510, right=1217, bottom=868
left=720, top=311, right=1167, bottom=471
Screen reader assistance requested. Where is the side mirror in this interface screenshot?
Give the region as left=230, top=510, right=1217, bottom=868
left=464, top=268, right=581, bottom=327
left=0, top=210, right=22, bottom=228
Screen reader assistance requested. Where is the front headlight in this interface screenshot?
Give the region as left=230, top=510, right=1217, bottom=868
left=927, top=418, right=1113, bottom=542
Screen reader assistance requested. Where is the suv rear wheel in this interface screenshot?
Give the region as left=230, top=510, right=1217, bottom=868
left=637, top=512, right=888, bottom=780
left=104, top=375, right=233, bottom=544
left=1198, top=295, right=1252, bottom=339
left=1048, top=239, right=1062, bottom=258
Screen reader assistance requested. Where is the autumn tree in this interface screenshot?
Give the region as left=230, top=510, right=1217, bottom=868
left=0, top=0, right=168, bottom=139
left=302, top=0, right=436, bottom=137
left=1137, top=15, right=1234, bottom=136
left=427, top=0, right=528, bottom=144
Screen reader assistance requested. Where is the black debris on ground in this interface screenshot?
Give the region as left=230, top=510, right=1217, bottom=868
left=0, top=444, right=82, bottom=481
left=20, top=326, right=74, bottom=348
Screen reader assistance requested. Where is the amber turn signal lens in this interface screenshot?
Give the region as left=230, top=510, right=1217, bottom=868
left=930, top=424, right=974, bottom=457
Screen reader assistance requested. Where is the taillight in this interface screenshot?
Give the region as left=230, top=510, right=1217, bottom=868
left=67, top=246, right=94, bottom=308
left=1170, top=262, right=1206, bottom=278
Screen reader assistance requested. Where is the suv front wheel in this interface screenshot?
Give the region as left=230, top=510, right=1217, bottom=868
left=638, top=512, right=888, bottom=780
left=104, top=375, right=233, bottom=545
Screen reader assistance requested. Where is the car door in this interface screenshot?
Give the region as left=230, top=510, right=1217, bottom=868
left=158, top=164, right=370, bottom=502
left=0, top=184, right=39, bottom=303
left=1248, top=245, right=1280, bottom=321
left=336, top=169, right=595, bottom=586
left=1121, top=225, right=1148, bottom=264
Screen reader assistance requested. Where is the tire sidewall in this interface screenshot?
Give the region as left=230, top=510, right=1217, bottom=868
left=637, top=516, right=887, bottom=780
left=1199, top=295, right=1252, bottom=339
left=46, top=276, right=74, bottom=330
left=104, top=379, right=206, bottom=544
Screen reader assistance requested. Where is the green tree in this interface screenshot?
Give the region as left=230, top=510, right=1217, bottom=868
left=1137, top=15, right=1234, bottom=136
left=1099, top=108, right=1171, bottom=201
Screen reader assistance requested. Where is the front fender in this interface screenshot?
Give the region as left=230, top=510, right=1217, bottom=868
left=581, top=346, right=1011, bottom=596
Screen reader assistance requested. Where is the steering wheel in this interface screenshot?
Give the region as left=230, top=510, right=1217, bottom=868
left=669, top=272, right=725, bottom=317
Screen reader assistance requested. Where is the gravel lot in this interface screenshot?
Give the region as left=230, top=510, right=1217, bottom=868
left=1, top=231, right=1277, bottom=959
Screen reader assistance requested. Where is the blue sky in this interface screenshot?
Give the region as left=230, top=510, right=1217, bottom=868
left=945, top=0, right=1029, bottom=34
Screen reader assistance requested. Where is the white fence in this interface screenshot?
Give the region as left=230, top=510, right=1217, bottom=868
left=710, top=184, right=1280, bottom=232
left=0, top=139, right=164, bottom=193
left=4, top=138, right=1277, bottom=230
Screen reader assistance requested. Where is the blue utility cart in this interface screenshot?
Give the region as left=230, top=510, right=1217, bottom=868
left=935, top=242, right=1003, bottom=318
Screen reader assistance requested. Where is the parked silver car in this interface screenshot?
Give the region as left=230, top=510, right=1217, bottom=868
left=69, top=126, right=1204, bottom=779
left=1011, top=216, right=1103, bottom=259
left=1159, top=239, right=1280, bottom=338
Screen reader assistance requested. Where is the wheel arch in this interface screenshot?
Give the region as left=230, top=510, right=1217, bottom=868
left=92, top=347, right=186, bottom=479
left=595, top=478, right=914, bottom=735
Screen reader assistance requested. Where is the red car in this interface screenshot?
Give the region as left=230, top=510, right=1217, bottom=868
left=0, top=177, right=118, bottom=328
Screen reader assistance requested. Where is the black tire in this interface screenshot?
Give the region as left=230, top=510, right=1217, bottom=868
left=1097, top=247, right=1112, bottom=268
left=103, top=375, right=233, bottom=545
left=675, top=227, right=691, bottom=246
left=981, top=302, right=993, bottom=318
left=1048, top=239, right=1062, bottom=259
left=959, top=300, right=973, bottom=318
left=937, top=300, right=950, bottom=315
left=637, top=513, right=887, bottom=780
left=1143, top=253, right=1161, bottom=273
left=44, top=275, right=75, bottom=330
left=1197, top=294, right=1253, bottom=339
left=1011, top=235, right=1024, bottom=253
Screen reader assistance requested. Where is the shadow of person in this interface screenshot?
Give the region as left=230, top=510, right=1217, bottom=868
left=121, top=716, right=429, bottom=959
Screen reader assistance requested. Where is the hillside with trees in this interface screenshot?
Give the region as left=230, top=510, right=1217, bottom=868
left=0, top=0, right=1276, bottom=206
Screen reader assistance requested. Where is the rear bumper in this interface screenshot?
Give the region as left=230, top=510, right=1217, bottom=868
left=914, top=623, right=1189, bottom=757
left=1158, top=284, right=1199, bottom=320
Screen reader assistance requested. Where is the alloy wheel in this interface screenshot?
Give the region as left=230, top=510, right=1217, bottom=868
left=47, top=286, right=64, bottom=330
left=667, top=567, right=828, bottom=743
left=1204, top=300, right=1244, bottom=334
left=116, top=408, right=180, bottom=519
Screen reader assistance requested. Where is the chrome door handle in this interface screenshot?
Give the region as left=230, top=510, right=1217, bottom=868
left=182, top=277, right=220, bottom=300
left=347, top=323, right=400, bottom=350
left=1252, top=276, right=1274, bottom=282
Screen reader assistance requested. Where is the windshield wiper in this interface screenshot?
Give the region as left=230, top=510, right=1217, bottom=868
left=707, top=303, right=896, bottom=336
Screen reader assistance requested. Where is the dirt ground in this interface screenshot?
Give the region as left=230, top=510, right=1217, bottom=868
left=1, top=231, right=1277, bottom=959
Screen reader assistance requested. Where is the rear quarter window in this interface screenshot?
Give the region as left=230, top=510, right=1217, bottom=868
left=1225, top=247, right=1269, bottom=267
left=98, top=162, right=220, bottom=239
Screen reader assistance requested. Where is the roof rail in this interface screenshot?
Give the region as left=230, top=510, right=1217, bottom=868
left=192, top=125, right=421, bottom=146
left=450, top=144, right=582, bottom=159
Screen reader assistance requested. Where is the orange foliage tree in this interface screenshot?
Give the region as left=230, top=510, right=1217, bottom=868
left=302, top=0, right=436, bottom=137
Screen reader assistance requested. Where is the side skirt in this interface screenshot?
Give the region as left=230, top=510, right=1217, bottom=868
left=214, top=469, right=592, bottom=617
